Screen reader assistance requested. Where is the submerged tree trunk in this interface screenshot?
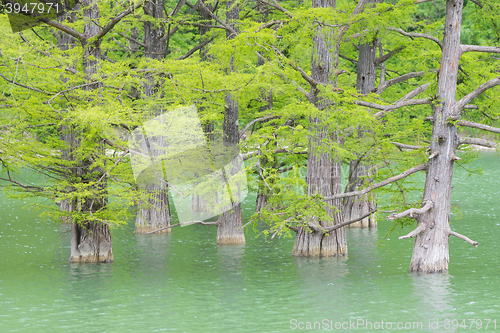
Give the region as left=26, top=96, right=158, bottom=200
left=343, top=38, right=377, bottom=228
left=408, top=0, right=464, bottom=273
left=344, top=161, right=377, bottom=228
left=292, top=0, right=347, bottom=257
left=135, top=0, right=172, bottom=234
left=70, top=195, right=113, bottom=263
left=215, top=0, right=245, bottom=245
left=69, top=0, right=113, bottom=263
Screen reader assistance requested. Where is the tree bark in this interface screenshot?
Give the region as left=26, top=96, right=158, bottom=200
left=292, top=0, right=347, bottom=257
left=343, top=37, right=377, bottom=228
left=135, top=0, right=172, bottom=234
left=409, top=0, right=464, bottom=273
left=216, top=0, right=245, bottom=245
left=69, top=0, right=113, bottom=263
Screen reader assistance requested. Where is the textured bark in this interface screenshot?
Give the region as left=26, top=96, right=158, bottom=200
left=57, top=8, right=78, bottom=222
left=216, top=0, right=245, bottom=245
left=292, top=0, right=347, bottom=257
left=135, top=0, right=172, bottom=234
left=343, top=37, right=377, bottom=228
left=409, top=0, right=463, bottom=273
left=69, top=198, right=113, bottom=263
left=344, top=161, right=377, bottom=228
left=69, top=0, right=113, bottom=263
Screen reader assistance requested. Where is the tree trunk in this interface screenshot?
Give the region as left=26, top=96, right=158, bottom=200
left=135, top=0, right=172, bottom=234
left=215, top=0, right=245, bottom=245
left=70, top=197, right=113, bottom=263
left=344, top=161, right=377, bottom=228
left=343, top=35, right=377, bottom=228
left=69, top=0, right=113, bottom=263
left=292, top=0, right=347, bottom=257
left=56, top=8, right=77, bottom=223
left=409, top=0, right=463, bottom=273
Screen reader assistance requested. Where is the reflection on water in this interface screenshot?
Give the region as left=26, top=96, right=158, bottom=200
left=0, top=153, right=499, bottom=332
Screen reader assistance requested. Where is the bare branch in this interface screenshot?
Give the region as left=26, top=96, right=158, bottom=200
left=457, top=120, right=500, bottom=134
left=324, top=210, right=377, bottom=232
left=461, top=45, right=500, bottom=54
left=356, top=98, right=430, bottom=118
left=392, top=142, right=424, bottom=150
left=374, top=71, right=426, bottom=94
left=459, top=137, right=498, bottom=149
left=387, top=200, right=433, bottom=220
left=454, top=77, right=500, bottom=113
left=388, top=27, right=442, bottom=49
left=449, top=230, right=479, bottom=247
left=399, top=223, right=425, bottom=240
left=396, top=83, right=431, bottom=103
left=324, top=163, right=428, bottom=202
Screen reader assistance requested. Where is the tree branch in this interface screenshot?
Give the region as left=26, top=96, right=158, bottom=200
left=461, top=44, right=500, bottom=54
left=398, top=223, right=425, bottom=240
left=459, top=137, right=497, bottom=149
left=389, top=27, right=442, bottom=49
left=39, top=18, right=84, bottom=42
left=449, top=230, right=479, bottom=247
left=355, top=98, right=431, bottom=118
left=0, top=72, right=54, bottom=95
left=392, top=142, right=424, bottom=150
left=324, top=210, right=377, bottom=232
left=453, top=77, right=500, bottom=113
left=396, top=83, right=431, bottom=103
left=457, top=120, right=500, bottom=134
left=374, top=46, right=404, bottom=66
left=373, top=71, right=425, bottom=94
left=387, top=200, right=433, bottom=220
left=324, top=163, right=428, bottom=202
left=96, top=2, right=145, bottom=41
left=176, top=36, right=215, bottom=60
left=239, top=116, right=279, bottom=139
left=257, top=0, right=293, bottom=18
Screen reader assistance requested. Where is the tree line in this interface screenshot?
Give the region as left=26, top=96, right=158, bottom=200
left=0, top=0, right=499, bottom=273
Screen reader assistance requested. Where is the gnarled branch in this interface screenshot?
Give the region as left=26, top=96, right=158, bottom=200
left=399, top=223, right=425, bottom=240
left=461, top=45, right=500, bottom=54
left=387, top=200, right=433, bottom=220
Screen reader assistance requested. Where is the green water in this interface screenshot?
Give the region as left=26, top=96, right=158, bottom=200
left=1, top=153, right=499, bottom=332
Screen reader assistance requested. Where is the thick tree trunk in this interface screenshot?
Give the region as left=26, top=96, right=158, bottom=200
left=69, top=198, right=113, bottom=263
left=409, top=0, right=463, bottom=273
left=292, top=0, right=347, bottom=257
left=57, top=9, right=77, bottom=223
left=215, top=1, right=245, bottom=245
left=68, top=0, right=113, bottom=263
left=343, top=38, right=377, bottom=228
left=135, top=0, right=172, bottom=234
